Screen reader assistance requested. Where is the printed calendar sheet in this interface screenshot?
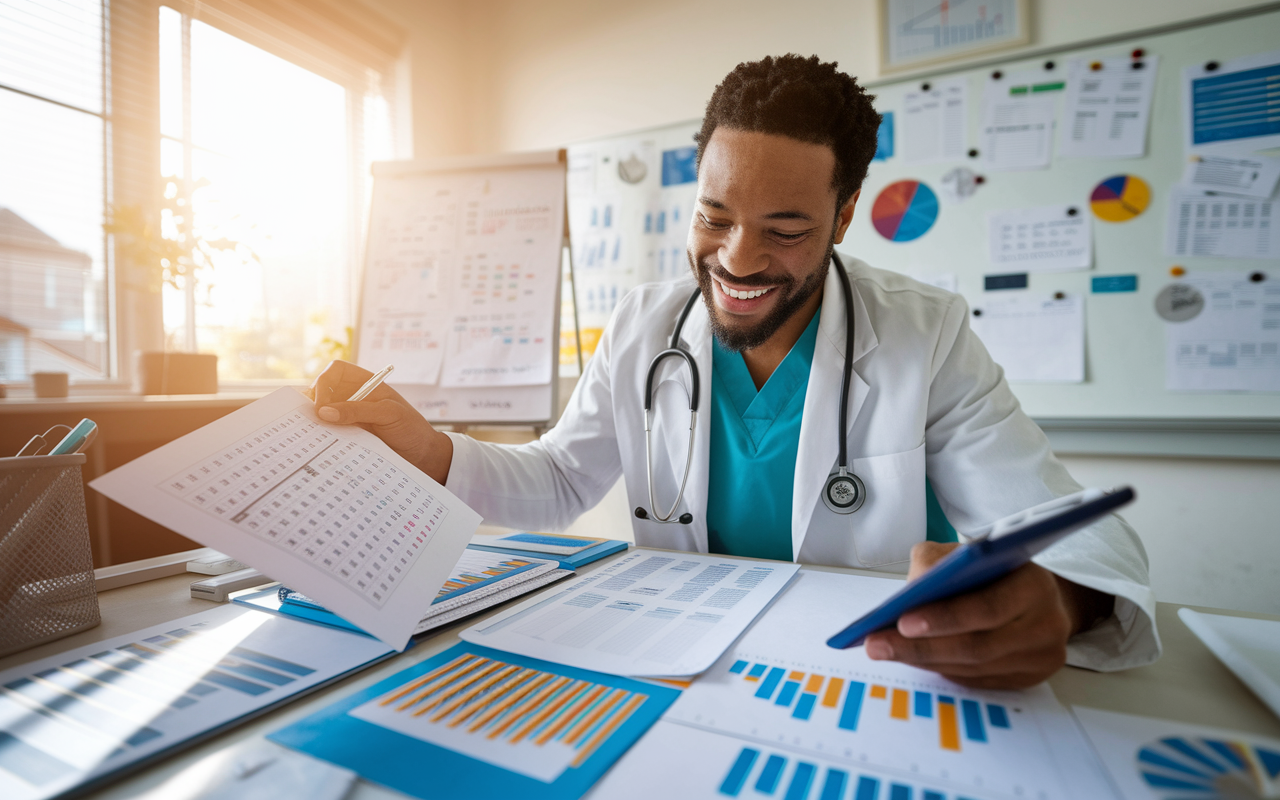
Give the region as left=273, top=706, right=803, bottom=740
left=90, top=387, right=482, bottom=649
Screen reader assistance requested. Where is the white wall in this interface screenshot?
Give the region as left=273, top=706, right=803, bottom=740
left=384, top=0, right=1280, bottom=614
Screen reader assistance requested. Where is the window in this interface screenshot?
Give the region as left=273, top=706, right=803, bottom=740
left=0, top=0, right=400, bottom=386
left=158, top=6, right=393, bottom=382
left=0, top=0, right=110, bottom=382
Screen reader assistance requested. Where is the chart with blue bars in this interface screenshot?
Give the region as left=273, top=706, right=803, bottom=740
left=662, top=652, right=1076, bottom=800
left=0, top=607, right=391, bottom=800
left=718, top=745, right=984, bottom=800
left=728, top=659, right=1014, bottom=753
left=1138, top=735, right=1280, bottom=798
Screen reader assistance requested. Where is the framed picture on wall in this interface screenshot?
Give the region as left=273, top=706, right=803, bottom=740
left=879, top=0, right=1031, bottom=73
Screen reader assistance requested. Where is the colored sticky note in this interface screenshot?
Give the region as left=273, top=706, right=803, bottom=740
left=1092, top=275, right=1138, bottom=293
left=874, top=112, right=894, bottom=161
left=984, top=273, right=1029, bottom=291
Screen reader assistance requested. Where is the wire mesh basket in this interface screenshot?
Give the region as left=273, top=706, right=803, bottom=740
left=0, top=453, right=100, bottom=658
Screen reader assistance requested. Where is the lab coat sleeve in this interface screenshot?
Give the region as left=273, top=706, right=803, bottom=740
left=922, top=295, right=1161, bottom=672
left=441, top=300, right=626, bottom=532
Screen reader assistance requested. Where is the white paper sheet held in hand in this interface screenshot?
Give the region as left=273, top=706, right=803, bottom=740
left=1058, top=56, right=1158, bottom=159
left=89, top=387, right=482, bottom=649
left=1165, top=272, right=1280, bottom=392
left=972, top=293, right=1085, bottom=383
left=591, top=571, right=1113, bottom=800
left=989, top=204, right=1092, bottom=272
left=461, top=550, right=799, bottom=677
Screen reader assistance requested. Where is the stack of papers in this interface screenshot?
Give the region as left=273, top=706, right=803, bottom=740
left=238, top=547, right=573, bottom=638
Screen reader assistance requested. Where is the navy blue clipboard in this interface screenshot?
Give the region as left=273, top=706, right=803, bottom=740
left=826, top=486, right=1135, bottom=650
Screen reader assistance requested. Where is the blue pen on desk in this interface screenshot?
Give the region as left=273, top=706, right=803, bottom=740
left=49, top=418, right=98, bottom=455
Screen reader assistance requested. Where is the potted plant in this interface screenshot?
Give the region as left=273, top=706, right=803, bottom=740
left=105, top=176, right=259, bottom=394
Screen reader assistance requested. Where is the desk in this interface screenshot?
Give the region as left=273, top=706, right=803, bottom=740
left=2, top=558, right=1277, bottom=799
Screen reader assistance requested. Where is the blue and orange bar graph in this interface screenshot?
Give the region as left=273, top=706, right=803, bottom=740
left=718, top=745, right=982, bottom=800
left=434, top=558, right=538, bottom=601
left=729, top=660, right=1012, bottom=752
left=377, top=652, right=647, bottom=766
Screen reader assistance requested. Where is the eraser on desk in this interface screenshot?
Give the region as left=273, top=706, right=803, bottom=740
left=191, top=568, right=270, bottom=602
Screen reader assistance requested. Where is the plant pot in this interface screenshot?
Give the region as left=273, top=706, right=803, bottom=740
left=134, top=352, right=218, bottom=395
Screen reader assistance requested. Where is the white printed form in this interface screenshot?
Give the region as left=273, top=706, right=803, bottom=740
left=1166, top=272, right=1280, bottom=392
left=90, top=388, right=482, bottom=649
left=460, top=551, right=800, bottom=677
left=1165, top=189, right=1278, bottom=260
left=1058, top=56, right=1158, bottom=159
left=981, top=70, right=1059, bottom=172
left=989, top=204, right=1092, bottom=272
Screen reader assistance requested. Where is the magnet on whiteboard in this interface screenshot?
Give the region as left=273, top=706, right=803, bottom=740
left=1155, top=284, right=1204, bottom=322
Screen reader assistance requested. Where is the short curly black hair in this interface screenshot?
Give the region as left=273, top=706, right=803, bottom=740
left=695, top=55, right=881, bottom=213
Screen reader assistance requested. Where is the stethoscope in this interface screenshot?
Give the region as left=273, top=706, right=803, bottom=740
left=635, top=253, right=866, bottom=525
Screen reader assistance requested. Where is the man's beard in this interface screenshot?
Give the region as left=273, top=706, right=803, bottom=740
left=690, top=233, right=836, bottom=353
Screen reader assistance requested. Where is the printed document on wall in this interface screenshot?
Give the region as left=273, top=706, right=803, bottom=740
left=971, top=294, right=1085, bottom=383
left=1058, top=56, right=1158, bottom=159
left=981, top=71, right=1060, bottom=171
left=1165, top=189, right=1279, bottom=260
left=591, top=570, right=1112, bottom=800
left=1183, top=48, right=1280, bottom=158
left=89, top=387, right=483, bottom=649
left=900, top=78, right=967, bottom=164
left=989, top=204, right=1092, bottom=272
left=1183, top=154, right=1280, bottom=199
left=460, top=550, right=799, bottom=676
left=1166, top=272, right=1280, bottom=392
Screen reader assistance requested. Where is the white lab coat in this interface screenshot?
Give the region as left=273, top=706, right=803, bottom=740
left=445, top=257, right=1160, bottom=671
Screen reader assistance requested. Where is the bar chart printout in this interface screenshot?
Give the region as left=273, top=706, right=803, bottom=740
left=0, top=606, right=393, bottom=800
left=629, top=570, right=1097, bottom=800
left=268, top=643, right=680, bottom=800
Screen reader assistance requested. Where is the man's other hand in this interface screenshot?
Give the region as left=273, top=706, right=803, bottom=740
left=864, top=542, right=1114, bottom=689
left=306, top=360, right=454, bottom=485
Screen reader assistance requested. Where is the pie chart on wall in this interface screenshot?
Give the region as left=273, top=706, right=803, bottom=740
left=1091, top=174, right=1151, bottom=222
left=872, top=180, right=939, bottom=242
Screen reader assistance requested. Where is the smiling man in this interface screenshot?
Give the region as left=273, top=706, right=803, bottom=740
left=311, top=55, right=1160, bottom=687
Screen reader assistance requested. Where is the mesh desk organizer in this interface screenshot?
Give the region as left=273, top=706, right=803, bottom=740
left=0, top=453, right=100, bottom=658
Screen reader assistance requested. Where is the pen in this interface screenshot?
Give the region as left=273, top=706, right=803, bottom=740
left=347, top=364, right=395, bottom=402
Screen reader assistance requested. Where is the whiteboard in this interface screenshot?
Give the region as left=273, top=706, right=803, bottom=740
left=566, top=7, right=1280, bottom=422
left=847, top=7, right=1280, bottom=420
left=356, top=153, right=566, bottom=424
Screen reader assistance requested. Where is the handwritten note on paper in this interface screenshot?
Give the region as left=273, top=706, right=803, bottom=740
left=1166, top=273, right=1280, bottom=393
left=1058, top=56, right=1158, bottom=159
left=971, top=294, right=1085, bottom=383
left=988, top=205, right=1092, bottom=272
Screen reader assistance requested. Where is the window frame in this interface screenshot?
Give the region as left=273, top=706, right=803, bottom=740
left=0, top=0, right=405, bottom=395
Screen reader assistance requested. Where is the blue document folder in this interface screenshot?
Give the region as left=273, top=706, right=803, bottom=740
left=269, top=643, right=680, bottom=800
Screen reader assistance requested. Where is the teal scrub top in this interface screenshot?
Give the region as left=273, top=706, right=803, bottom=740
left=706, top=311, right=957, bottom=561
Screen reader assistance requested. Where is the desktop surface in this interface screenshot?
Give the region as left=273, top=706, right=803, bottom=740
left=2, top=555, right=1276, bottom=799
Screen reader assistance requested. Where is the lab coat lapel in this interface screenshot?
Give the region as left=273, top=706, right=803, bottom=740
left=672, top=292, right=712, bottom=552
left=791, top=262, right=877, bottom=559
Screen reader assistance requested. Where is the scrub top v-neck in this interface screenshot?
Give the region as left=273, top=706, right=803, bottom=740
left=706, top=311, right=821, bottom=561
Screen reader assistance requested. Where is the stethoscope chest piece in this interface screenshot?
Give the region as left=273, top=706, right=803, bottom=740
left=823, top=467, right=866, bottom=514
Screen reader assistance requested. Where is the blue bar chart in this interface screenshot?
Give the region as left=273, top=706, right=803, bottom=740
left=717, top=745, right=985, bottom=800
left=0, top=606, right=392, bottom=800
left=727, top=659, right=1013, bottom=753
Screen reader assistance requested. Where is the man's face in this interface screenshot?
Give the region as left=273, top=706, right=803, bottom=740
left=688, top=127, right=856, bottom=352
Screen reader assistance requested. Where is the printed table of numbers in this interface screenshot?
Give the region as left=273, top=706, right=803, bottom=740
left=160, top=409, right=449, bottom=607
